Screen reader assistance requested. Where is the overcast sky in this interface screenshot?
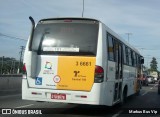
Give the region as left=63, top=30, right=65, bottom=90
left=0, top=0, right=160, bottom=69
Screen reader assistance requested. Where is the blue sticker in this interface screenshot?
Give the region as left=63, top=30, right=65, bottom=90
left=35, top=77, right=42, bottom=85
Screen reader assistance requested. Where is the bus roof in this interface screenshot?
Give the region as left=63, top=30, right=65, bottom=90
left=39, top=17, right=99, bottom=22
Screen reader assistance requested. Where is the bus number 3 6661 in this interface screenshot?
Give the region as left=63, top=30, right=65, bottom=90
left=76, top=61, right=91, bottom=66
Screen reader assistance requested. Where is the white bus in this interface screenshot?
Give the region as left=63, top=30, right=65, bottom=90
left=22, top=17, right=144, bottom=106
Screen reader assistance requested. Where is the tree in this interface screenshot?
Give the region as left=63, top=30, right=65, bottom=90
left=0, top=57, right=20, bottom=74
left=150, top=57, right=158, bottom=72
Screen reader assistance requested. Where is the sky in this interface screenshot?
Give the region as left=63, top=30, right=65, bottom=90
left=0, top=0, right=160, bottom=70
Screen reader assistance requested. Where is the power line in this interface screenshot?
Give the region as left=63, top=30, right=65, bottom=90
left=0, top=32, right=27, bottom=41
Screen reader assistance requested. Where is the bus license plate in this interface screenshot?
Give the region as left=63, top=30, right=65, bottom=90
left=51, top=93, right=66, bottom=100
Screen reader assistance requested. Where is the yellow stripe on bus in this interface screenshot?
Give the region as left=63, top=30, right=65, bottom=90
left=56, top=56, right=96, bottom=91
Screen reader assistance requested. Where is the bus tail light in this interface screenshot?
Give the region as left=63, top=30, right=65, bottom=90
left=22, top=63, right=27, bottom=79
left=31, top=92, right=42, bottom=95
left=75, top=95, right=87, bottom=98
left=94, top=65, right=104, bottom=83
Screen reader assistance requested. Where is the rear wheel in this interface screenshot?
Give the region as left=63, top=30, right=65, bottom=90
left=136, top=88, right=140, bottom=96
left=135, top=83, right=141, bottom=96
left=119, top=87, right=127, bottom=105
left=139, top=81, right=142, bottom=89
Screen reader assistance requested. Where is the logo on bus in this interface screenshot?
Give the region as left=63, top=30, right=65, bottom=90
left=45, top=62, right=52, bottom=69
left=74, top=71, right=80, bottom=77
left=53, top=75, right=61, bottom=83
left=43, top=61, right=54, bottom=74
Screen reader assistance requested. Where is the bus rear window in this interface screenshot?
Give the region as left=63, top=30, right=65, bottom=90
left=31, top=22, right=99, bottom=56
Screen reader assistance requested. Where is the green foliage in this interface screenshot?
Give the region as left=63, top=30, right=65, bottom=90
left=150, top=57, right=158, bottom=72
left=0, top=56, right=22, bottom=74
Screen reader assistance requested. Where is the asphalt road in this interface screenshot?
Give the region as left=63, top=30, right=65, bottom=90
left=0, top=83, right=160, bottom=117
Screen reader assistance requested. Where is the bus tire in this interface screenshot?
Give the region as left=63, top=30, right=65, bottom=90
left=135, top=89, right=140, bottom=96
left=120, top=86, right=127, bottom=105
left=135, top=84, right=141, bottom=96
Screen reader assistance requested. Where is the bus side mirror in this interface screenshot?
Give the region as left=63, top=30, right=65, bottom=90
left=141, top=58, right=144, bottom=64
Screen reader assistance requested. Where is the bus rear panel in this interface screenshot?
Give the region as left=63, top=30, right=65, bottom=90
left=22, top=18, right=106, bottom=105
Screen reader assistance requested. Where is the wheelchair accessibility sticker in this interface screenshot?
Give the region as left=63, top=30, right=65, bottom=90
left=35, top=77, right=42, bottom=85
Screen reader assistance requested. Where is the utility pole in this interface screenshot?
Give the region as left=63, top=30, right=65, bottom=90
left=1, top=56, right=4, bottom=74
left=18, top=46, right=25, bottom=74
left=82, top=0, right=84, bottom=17
left=125, top=33, right=132, bottom=43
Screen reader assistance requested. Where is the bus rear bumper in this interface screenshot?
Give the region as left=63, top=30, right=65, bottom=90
left=22, top=79, right=100, bottom=105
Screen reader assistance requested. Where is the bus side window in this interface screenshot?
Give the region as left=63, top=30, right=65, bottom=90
left=135, top=53, right=137, bottom=67
left=132, top=52, right=136, bottom=67
left=131, top=50, right=134, bottom=66
left=128, top=48, right=132, bottom=66
left=107, top=34, right=115, bottom=61
left=136, top=55, right=141, bottom=69
left=123, top=45, right=126, bottom=64
left=114, top=40, right=119, bottom=62
left=125, top=47, right=129, bottom=65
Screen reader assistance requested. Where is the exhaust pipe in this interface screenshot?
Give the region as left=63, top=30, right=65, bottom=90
left=29, top=16, right=35, bottom=51
left=27, top=16, right=37, bottom=78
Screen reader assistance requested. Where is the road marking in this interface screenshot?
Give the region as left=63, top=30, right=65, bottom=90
left=142, top=91, right=148, bottom=96
left=112, top=110, right=123, bottom=117
left=15, top=104, right=34, bottom=108
left=154, top=84, right=158, bottom=87
left=142, top=84, right=157, bottom=95
left=150, top=84, right=158, bottom=89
